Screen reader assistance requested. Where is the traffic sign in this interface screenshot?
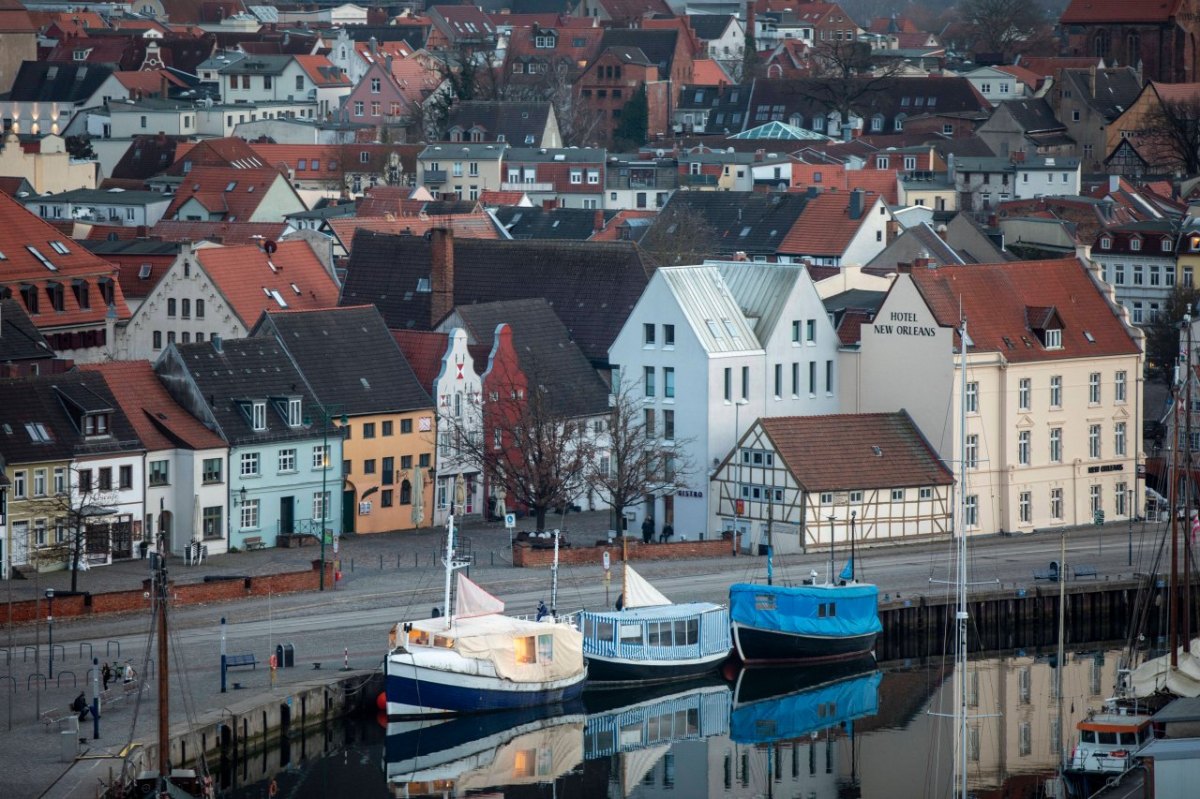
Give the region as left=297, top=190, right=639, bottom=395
left=504, top=513, right=516, bottom=529
left=602, top=551, right=611, bottom=571
left=1094, top=510, right=1105, bottom=526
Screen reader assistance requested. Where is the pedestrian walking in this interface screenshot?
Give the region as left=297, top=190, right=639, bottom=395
left=641, top=516, right=654, bottom=544
left=101, top=663, right=112, bottom=691
left=123, top=662, right=135, bottom=684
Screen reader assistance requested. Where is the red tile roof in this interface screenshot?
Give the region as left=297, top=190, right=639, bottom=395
left=908, top=258, right=1140, bottom=362
left=691, top=59, right=732, bottom=87
left=836, top=307, right=875, bottom=346
left=788, top=167, right=899, bottom=205
left=79, top=360, right=225, bottom=451
left=167, top=137, right=266, bottom=175
left=778, top=191, right=882, bottom=257
left=391, top=329, right=449, bottom=392
left=112, top=69, right=188, bottom=96
left=0, top=191, right=131, bottom=328
left=292, top=54, right=352, bottom=87
left=196, top=240, right=340, bottom=328
left=477, top=189, right=530, bottom=206
left=1017, top=56, right=1103, bottom=77
left=588, top=209, right=657, bottom=241
left=165, top=165, right=289, bottom=221
left=150, top=220, right=289, bottom=245
left=326, top=214, right=501, bottom=253
left=1060, top=0, right=1181, bottom=24
left=758, top=412, right=954, bottom=491
left=996, top=64, right=1041, bottom=90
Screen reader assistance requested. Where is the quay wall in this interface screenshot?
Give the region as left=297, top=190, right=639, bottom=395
left=512, top=534, right=740, bottom=567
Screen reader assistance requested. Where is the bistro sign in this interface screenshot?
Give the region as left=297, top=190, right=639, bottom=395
left=872, top=311, right=937, bottom=338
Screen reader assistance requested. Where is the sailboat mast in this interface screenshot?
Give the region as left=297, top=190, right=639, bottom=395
left=551, top=529, right=560, bottom=617
left=155, top=550, right=169, bottom=787
left=1171, top=376, right=1182, bottom=669
left=1185, top=311, right=1194, bottom=650
left=955, top=317, right=970, bottom=799
left=621, top=533, right=628, bottom=608
left=444, top=515, right=455, bottom=631
left=1057, top=528, right=1067, bottom=772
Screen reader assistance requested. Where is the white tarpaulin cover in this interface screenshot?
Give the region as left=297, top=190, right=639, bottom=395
left=1131, top=637, right=1200, bottom=698
left=621, top=744, right=671, bottom=796
left=405, top=613, right=585, bottom=684
left=455, top=720, right=585, bottom=793
left=456, top=573, right=505, bottom=618
left=623, top=565, right=671, bottom=609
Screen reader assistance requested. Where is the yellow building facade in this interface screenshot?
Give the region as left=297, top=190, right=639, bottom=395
left=337, top=409, right=437, bottom=535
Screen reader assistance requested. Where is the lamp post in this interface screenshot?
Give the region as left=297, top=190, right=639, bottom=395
left=307, top=407, right=346, bottom=592
left=732, top=397, right=749, bottom=556
left=1128, top=487, right=1135, bottom=567
left=45, top=589, right=54, bottom=680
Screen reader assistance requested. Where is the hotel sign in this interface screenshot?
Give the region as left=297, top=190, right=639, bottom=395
left=872, top=311, right=937, bottom=337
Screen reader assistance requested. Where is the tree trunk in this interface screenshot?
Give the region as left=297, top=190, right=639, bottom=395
left=70, top=536, right=79, bottom=592
left=534, top=506, right=548, bottom=532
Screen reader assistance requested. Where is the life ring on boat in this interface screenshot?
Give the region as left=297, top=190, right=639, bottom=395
left=1109, top=750, right=1128, bottom=759
left=269, top=778, right=278, bottom=797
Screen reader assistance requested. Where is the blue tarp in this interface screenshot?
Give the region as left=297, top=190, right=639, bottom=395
left=731, top=670, right=882, bottom=743
left=729, top=583, right=882, bottom=638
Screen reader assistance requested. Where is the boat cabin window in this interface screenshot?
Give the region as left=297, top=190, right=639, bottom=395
left=408, top=629, right=430, bottom=646
left=515, top=634, right=555, bottom=664
left=585, top=617, right=615, bottom=641
left=1080, top=730, right=1096, bottom=744
left=648, top=622, right=673, bottom=647
left=818, top=602, right=838, bottom=618
left=1120, top=732, right=1139, bottom=745
left=1097, top=732, right=1118, bottom=745
left=433, top=634, right=454, bottom=649
left=677, top=619, right=699, bottom=645
left=619, top=624, right=643, bottom=644
left=755, top=594, right=776, bottom=611
left=512, top=748, right=542, bottom=778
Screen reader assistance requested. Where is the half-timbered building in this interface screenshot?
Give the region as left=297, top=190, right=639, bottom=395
left=711, top=412, right=954, bottom=555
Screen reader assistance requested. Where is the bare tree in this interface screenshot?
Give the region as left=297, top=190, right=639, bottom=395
left=957, top=0, right=1049, bottom=62
left=804, top=39, right=904, bottom=124
left=27, top=469, right=122, bottom=592
left=641, top=203, right=720, bottom=265
left=584, top=376, right=696, bottom=534
left=501, top=73, right=606, bottom=148
left=1142, top=93, right=1200, bottom=176
left=440, top=355, right=596, bottom=531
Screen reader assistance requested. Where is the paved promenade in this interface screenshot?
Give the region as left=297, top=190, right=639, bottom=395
left=0, top=511, right=1173, bottom=797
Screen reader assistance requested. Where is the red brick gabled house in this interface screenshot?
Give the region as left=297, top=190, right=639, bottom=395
left=1060, top=0, right=1200, bottom=83
left=576, top=47, right=670, bottom=145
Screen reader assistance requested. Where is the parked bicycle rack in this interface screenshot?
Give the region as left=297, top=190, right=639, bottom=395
left=0, top=676, right=15, bottom=693
left=106, top=640, right=120, bottom=658
left=78, top=642, right=93, bottom=661
left=56, top=671, right=76, bottom=689
left=27, top=673, right=47, bottom=690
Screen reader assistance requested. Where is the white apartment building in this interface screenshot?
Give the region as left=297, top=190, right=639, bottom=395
left=841, top=257, right=1143, bottom=536
left=431, top=328, right=485, bottom=526
left=608, top=262, right=841, bottom=540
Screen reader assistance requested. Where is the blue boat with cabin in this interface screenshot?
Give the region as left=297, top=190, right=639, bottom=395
left=729, top=581, right=881, bottom=664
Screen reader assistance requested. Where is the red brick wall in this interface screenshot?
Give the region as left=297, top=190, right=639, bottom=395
left=3, top=561, right=334, bottom=625
left=512, top=535, right=739, bottom=567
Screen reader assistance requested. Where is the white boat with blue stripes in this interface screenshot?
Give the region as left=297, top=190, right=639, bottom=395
left=579, top=561, right=732, bottom=685
left=384, top=516, right=587, bottom=717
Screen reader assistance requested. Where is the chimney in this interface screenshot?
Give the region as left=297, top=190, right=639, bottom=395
left=212, top=334, right=223, bottom=353
left=754, top=148, right=765, bottom=161
left=896, top=262, right=912, bottom=273
left=593, top=209, right=605, bottom=234
left=849, top=188, right=864, bottom=220
left=1088, top=65, right=1096, bottom=98
left=734, top=251, right=749, bottom=261
left=913, top=253, right=931, bottom=270
left=369, top=36, right=378, bottom=56
left=430, top=227, right=455, bottom=325
left=746, top=1, right=755, bottom=43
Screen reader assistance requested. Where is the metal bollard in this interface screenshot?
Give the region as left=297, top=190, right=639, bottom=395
left=379, top=554, right=383, bottom=570
left=397, top=553, right=401, bottom=569
left=350, top=557, right=354, bottom=572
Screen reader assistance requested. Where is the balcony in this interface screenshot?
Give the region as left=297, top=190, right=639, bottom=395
left=501, top=181, right=554, bottom=192
left=684, top=174, right=719, bottom=187
left=424, top=170, right=447, bottom=184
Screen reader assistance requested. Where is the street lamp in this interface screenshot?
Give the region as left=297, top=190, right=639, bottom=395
left=45, top=588, right=54, bottom=680
left=307, top=408, right=347, bottom=592
left=1128, top=487, right=1135, bottom=567
left=732, top=397, right=749, bottom=557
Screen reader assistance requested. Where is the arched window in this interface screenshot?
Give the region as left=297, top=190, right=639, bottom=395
left=1126, top=31, right=1140, bottom=64
left=400, top=479, right=412, bottom=505
left=1094, top=29, right=1111, bottom=59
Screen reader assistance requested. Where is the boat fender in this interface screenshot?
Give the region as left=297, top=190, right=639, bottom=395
left=269, top=778, right=278, bottom=797
left=1111, top=750, right=1128, bottom=758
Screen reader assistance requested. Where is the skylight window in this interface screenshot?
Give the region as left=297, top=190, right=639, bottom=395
left=25, top=422, right=51, bottom=443
left=705, top=319, right=722, bottom=338
left=291, top=283, right=301, bottom=295
left=722, top=319, right=740, bottom=338
left=49, top=241, right=70, bottom=255
left=138, top=264, right=152, bottom=279
left=225, top=181, right=237, bottom=192
left=25, top=246, right=56, bottom=272
left=270, top=290, right=288, bottom=309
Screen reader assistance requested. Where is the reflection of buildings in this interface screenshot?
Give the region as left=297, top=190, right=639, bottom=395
left=854, top=650, right=1122, bottom=797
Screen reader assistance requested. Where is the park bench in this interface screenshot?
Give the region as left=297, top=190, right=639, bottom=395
left=121, top=681, right=141, bottom=699
left=1033, top=561, right=1061, bottom=582
left=278, top=533, right=316, bottom=548
left=226, top=653, right=257, bottom=670
left=1073, top=564, right=1099, bottom=580
left=40, top=706, right=75, bottom=729
left=100, top=687, right=120, bottom=706
left=242, top=536, right=266, bottom=551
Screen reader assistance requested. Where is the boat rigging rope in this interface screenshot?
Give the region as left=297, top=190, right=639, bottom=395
left=115, top=579, right=159, bottom=790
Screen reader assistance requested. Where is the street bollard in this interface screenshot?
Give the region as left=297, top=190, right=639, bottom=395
left=379, top=554, right=383, bottom=570
left=397, top=553, right=401, bottom=569
left=414, top=552, right=418, bottom=567
left=341, top=647, right=350, bottom=672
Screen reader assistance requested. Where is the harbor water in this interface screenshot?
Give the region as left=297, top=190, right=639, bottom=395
left=216, top=644, right=1128, bottom=798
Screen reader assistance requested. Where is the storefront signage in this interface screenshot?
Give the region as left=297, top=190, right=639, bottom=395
left=873, top=311, right=937, bottom=337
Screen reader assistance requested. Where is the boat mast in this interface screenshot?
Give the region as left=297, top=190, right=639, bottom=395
left=443, top=513, right=455, bottom=631
left=1170, top=353, right=1183, bottom=669
left=1184, top=310, right=1194, bottom=654
left=551, top=528, right=560, bottom=618
left=955, top=317, right=970, bottom=799
left=1056, top=528, right=1067, bottom=773
left=154, top=545, right=169, bottom=790
left=621, top=533, right=628, bottom=609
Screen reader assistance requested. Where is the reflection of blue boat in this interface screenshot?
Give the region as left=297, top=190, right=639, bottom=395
left=731, top=660, right=881, bottom=744
left=729, top=582, right=882, bottom=664
left=384, top=703, right=585, bottom=794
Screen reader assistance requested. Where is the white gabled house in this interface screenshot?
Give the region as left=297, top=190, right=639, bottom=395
left=431, top=328, right=485, bottom=526
left=608, top=261, right=841, bottom=542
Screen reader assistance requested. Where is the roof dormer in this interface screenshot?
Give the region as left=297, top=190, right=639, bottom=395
left=1027, top=305, right=1064, bottom=350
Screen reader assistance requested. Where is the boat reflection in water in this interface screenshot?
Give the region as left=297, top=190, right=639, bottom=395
left=383, top=703, right=586, bottom=797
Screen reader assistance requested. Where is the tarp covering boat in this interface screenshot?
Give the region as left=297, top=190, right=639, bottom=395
left=732, top=670, right=882, bottom=744
left=1129, top=636, right=1200, bottom=698
left=456, top=573, right=505, bottom=618
left=729, top=583, right=882, bottom=638
left=455, top=720, right=585, bottom=792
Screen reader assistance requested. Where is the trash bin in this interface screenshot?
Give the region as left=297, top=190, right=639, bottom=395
left=275, top=643, right=296, bottom=668
left=60, top=730, right=77, bottom=762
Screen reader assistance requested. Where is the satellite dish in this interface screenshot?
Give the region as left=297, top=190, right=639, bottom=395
left=263, top=240, right=278, bottom=254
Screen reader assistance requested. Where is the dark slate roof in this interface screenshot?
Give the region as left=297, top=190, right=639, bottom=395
left=342, top=232, right=654, bottom=366
left=494, top=206, right=617, bottom=240
left=0, top=299, right=54, bottom=363
left=2, top=62, right=114, bottom=103
left=599, top=28, right=680, bottom=75
left=445, top=101, right=552, bottom=144
left=863, top=222, right=964, bottom=273
left=997, top=98, right=1065, bottom=133
left=111, top=135, right=187, bottom=182
left=251, top=305, right=432, bottom=415
left=82, top=239, right=181, bottom=257
left=648, top=191, right=810, bottom=258
left=453, top=298, right=610, bottom=419
left=688, top=14, right=736, bottom=41
left=0, top=371, right=142, bottom=464
left=1060, top=67, right=1142, bottom=121
left=171, top=337, right=327, bottom=446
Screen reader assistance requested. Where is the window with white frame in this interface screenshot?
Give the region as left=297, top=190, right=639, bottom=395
left=1115, top=370, right=1127, bottom=403
left=1050, top=427, right=1062, bottom=462
left=278, top=448, right=296, bottom=473
left=891, top=488, right=904, bottom=501
left=287, top=397, right=302, bottom=427
left=1050, top=376, right=1062, bottom=408
left=965, top=495, right=978, bottom=528
left=1089, top=424, right=1101, bottom=458
left=1018, top=378, right=1031, bottom=411
left=240, top=452, right=260, bottom=477
left=240, top=499, right=260, bottom=529
left=1089, top=372, right=1100, bottom=404
left=53, top=466, right=66, bottom=495
left=1051, top=487, right=1063, bottom=520
left=920, top=487, right=933, bottom=499
left=1090, top=484, right=1102, bottom=516
left=1019, top=491, right=1031, bottom=523
left=1115, top=421, right=1127, bottom=456
left=1115, top=482, right=1128, bottom=516
left=313, top=490, right=329, bottom=522
left=965, top=381, right=978, bottom=413
left=1018, top=430, right=1030, bottom=465
left=33, top=468, right=46, bottom=497
left=966, top=434, right=979, bottom=469
left=313, top=444, right=329, bottom=469
left=251, top=401, right=266, bottom=431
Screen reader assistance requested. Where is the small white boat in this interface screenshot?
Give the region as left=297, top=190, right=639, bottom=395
left=384, top=517, right=587, bottom=717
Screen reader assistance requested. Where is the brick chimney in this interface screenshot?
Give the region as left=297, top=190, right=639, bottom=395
left=746, top=1, right=755, bottom=44
left=430, top=227, right=455, bottom=325
left=593, top=209, right=605, bottom=234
